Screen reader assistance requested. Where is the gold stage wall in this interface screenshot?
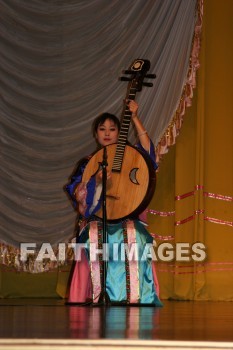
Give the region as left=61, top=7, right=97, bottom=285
left=149, top=0, right=233, bottom=301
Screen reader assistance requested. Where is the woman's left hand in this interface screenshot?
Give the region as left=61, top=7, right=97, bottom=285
left=127, top=100, right=138, bottom=118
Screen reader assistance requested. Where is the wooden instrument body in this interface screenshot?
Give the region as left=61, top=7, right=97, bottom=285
left=82, top=143, right=156, bottom=221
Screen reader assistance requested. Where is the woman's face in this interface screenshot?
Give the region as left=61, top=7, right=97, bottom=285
left=95, top=118, right=119, bottom=147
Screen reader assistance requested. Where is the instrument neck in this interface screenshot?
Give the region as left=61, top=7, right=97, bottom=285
left=112, top=86, right=136, bottom=172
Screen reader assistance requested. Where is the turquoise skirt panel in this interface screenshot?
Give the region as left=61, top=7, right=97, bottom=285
left=78, top=220, right=162, bottom=307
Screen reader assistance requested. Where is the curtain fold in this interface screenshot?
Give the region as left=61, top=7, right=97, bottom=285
left=0, top=0, right=201, bottom=256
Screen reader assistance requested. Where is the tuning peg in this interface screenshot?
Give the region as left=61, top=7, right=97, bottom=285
left=120, top=77, right=132, bottom=82
left=142, top=82, right=153, bottom=87
left=145, top=74, right=156, bottom=79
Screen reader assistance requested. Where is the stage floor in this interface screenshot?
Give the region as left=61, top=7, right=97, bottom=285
left=0, top=299, right=232, bottom=349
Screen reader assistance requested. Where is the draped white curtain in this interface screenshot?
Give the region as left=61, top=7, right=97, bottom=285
left=0, top=0, right=200, bottom=249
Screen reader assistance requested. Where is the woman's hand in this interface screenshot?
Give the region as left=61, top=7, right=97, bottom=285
left=96, top=169, right=112, bottom=185
left=127, top=99, right=138, bottom=118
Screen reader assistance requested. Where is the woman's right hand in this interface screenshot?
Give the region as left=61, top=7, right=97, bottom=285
left=96, top=169, right=112, bottom=185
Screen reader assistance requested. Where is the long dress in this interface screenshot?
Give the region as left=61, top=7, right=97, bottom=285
left=66, top=140, right=162, bottom=306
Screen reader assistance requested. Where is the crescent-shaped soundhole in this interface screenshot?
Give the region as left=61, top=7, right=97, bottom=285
left=129, top=168, right=140, bottom=185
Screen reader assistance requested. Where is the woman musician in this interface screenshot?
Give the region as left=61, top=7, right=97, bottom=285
left=65, top=100, right=162, bottom=306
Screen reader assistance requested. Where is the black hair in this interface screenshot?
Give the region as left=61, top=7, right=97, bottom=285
left=92, top=112, right=121, bottom=137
